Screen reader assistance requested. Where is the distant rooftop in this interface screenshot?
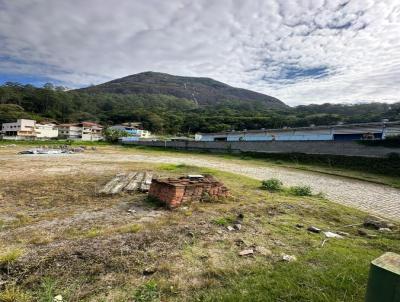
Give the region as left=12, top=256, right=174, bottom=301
left=197, top=121, right=400, bottom=135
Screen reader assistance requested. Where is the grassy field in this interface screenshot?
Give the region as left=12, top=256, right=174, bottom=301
left=0, top=147, right=398, bottom=301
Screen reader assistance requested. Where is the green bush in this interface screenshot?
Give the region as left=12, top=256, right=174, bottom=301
left=261, top=178, right=283, bottom=192
left=289, top=185, right=312, bottom=196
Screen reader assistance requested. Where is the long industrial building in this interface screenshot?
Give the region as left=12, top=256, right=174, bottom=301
left=195, top=121, right=400, bottom=142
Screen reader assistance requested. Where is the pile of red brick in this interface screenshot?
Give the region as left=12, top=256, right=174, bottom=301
left=148, top=175, right=229, bottom=208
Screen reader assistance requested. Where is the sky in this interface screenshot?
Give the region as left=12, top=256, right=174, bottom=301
left=0, top=0, right=399, bottom=106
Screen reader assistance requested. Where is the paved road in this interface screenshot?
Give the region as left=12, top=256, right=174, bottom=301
left=90, top=153, right=400, bottom=221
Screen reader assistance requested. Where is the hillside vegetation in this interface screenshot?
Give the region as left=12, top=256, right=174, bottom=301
left=1, top=78, right=399, bottom=134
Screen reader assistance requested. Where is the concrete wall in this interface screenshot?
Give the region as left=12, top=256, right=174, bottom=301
left=124, top=140, right=400, bottom=158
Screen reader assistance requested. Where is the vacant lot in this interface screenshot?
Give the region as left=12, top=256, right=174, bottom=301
left=0, top=145, right=399, bottom=301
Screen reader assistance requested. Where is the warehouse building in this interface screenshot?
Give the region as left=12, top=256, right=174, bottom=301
left=195, top=121, right=400, bottom=142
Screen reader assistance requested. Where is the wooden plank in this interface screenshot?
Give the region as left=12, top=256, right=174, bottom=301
left=99, top=173, right=126, bottom=194
left=110, top=172, right=137, bottom=194
left=124, top=172, right=144, bottom=192
left=140, top=172, right=153, bottom=192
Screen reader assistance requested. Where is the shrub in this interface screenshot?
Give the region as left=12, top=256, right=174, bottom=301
left=289, top=185, right=312, bottom=196
left=261, top=178, right=283, bottom=192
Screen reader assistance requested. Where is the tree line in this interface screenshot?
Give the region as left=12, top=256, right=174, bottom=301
left=1, top=82, right=399, bottom=134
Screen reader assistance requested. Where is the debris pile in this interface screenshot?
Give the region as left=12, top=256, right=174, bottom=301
left=149, top=174, right=229, bottom=208
left=17, top=145, right=90, bottom=155
left=99, top=171, right=153, bottom=195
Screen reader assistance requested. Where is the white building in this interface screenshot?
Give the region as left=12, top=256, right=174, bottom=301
left=57, top=124, right=83, bottom=140
left=195, top=121, right=400, bottom=142
left=57, top=122, right=103, bottom=141
left=81, top=122, right=103, bottom=141
left=35, top=123, right=59, bottom=139
left=1, top=119, right=36, bottom=139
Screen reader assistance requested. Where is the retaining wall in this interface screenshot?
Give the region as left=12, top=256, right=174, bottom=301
left=124, top=140, right=400, bottom=158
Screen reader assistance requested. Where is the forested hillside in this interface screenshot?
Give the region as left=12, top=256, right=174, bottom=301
left=1, top=82, right=399, bottom=134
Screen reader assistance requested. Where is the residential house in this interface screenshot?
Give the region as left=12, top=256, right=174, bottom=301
left=57, top=122, right=103, bottom=141
left=1, top=119, right=36, bottom=140
left=109, top=123, right=151, bottom=140
left=57, top=124, right=83, bottom=140
left=35, top=123, right=59, bottom=139
left=81, top=122, right=103, bottom=141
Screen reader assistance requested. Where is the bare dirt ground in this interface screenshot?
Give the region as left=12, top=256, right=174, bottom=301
left=1, top=146, right=399, bottom=221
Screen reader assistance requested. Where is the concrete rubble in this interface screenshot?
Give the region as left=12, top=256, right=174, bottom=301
left=282, top=254, right=297, bottom=262
left=99, top=171, right=153, bottom=195
left=323, top=231, right=343, bottom=239
left=18, top=145, right=90, bottom=155
left=239, top=249, right=254, bottom=256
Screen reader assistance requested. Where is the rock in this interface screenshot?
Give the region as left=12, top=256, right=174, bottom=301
left=323, top=231, right=343, bottom=239
left=143, top=267, right=157, bottom=276
left=233, top=224, right=242, bottom=231
left=282, top=254, right=297, bottom=262
left=239, top=249, right=254, bottom=256
left=363, top=217, right=389, bottom=230
left=255, top=246, right=272, bottom=257
left=127, top=208, right=137, bottom=214
left=227, top=226, right=235, bottom=231
left=358, top=229, right=368, bottom=236
left=217, top=230, right=223, bottom=234
left=337, top=231, right=350, bottom=236
left=358, top=229, right=377, bottom=238
left=53, top=295, right=63, bottom=302
left=295, top=224, right=304, bottom=228
left=307, top=226, right=321, bottom=233
left=378, top=228, right=392, bottom=233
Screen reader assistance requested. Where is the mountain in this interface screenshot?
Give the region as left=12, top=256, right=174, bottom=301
left=77, top=71, right=287, bottom=109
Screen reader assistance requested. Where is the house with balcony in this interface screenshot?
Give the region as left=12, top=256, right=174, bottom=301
left=57, top=122, right=103, bottom=141
left=1, top=119, right=37, bottom=140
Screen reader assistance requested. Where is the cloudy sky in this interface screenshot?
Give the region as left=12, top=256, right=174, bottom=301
left=0, top=0, right=399, bottom=105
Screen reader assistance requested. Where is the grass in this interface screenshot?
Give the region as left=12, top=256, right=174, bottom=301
left=0, top=248, right=23, bottom=266
left=0, top=286, right=32, bottom=302
left=211, top=216, right=235, bottom=227
left=196, top=245, right=377, bottom=302
left=133, top=281, right=160, bottom=302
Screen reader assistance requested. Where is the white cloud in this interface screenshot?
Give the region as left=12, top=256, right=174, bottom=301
left=0, top=0, right=399, bottom=105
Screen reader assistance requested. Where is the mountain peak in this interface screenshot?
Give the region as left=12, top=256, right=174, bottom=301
left=78, top=72, right=287, bottom=108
